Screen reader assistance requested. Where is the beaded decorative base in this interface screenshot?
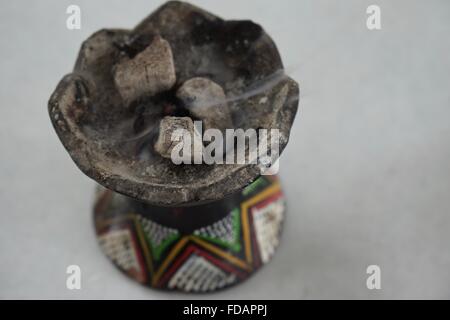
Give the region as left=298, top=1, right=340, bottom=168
left=94, top=175, right=285, bottom=293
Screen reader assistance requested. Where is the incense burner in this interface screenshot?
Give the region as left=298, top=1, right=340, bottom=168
left=49, top=1, right=299, bottom=292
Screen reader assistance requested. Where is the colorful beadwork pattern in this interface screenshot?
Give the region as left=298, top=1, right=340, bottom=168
left=94, top=176, right=285, bottom=292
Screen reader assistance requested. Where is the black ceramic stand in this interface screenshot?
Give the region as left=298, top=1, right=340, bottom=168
left=94, top=175, right=285, bottom=292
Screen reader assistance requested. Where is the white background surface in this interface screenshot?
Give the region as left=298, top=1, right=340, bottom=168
left=1, top=0, right=449, bottom=299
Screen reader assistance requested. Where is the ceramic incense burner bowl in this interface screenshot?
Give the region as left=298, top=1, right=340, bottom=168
left=49, top=1, right=299, bottom=292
